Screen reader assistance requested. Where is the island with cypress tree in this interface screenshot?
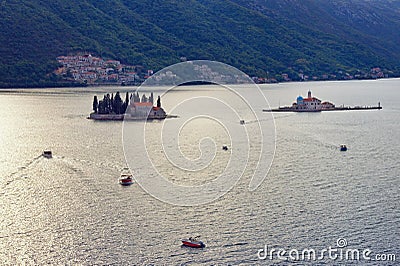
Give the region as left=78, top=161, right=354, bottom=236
left=89, top=91, right=169, bottom=120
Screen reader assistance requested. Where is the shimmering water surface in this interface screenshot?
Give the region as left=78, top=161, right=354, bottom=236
left=0, top=79, right=399, bottom=265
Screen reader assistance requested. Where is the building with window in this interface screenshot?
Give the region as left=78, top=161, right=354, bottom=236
left=292, top=90, right=334, bottom=111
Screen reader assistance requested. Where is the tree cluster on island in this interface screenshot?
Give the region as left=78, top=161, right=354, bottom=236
left=92, top=91, right=157, bottom=115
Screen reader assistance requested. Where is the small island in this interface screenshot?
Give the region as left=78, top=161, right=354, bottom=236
left=89, top=91, right=169, bottom=120
left=264, top=90, right=382, bottom=112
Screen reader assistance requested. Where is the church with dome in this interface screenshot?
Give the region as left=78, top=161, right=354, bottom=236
left=292, top=90, right=335, bottom=111
left=264, top=90, right=382, bottom=113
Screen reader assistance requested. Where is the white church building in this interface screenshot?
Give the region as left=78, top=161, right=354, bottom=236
left=292, top=90, right=335, bottom=111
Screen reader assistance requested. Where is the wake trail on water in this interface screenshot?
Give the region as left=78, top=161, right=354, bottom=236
left=2, top=153, right=126, bottom=189
left=2, top=155, right=43, bottom=187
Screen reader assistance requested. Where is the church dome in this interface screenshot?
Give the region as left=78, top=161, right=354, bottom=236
left=297, top=95, right=304, bottom=104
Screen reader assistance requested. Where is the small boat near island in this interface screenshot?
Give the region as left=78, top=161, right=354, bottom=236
left=42, top=150, right=52, bottom=158
left=119, top=168, right=134, bottom=186
left=181, top=237, right=205, bottom=248
left=264, top=90, right=382, bottom=112
left=119, top=174, right=133, bottom=186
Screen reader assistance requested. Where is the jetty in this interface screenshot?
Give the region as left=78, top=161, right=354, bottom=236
left=264, top=105, right=382, bottom=112
left=263, top=90, right=382, bottom=112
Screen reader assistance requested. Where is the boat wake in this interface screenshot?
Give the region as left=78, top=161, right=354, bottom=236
left=3, top=155, right=43, bottom=187
left=2, top=152, right=125, bottom=190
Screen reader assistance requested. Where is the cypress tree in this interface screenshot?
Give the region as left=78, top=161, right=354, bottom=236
left=124, top=92, right=130, bottom=113
left=111, top=93, right=114, bottom=113
left=141, top=94, right=147, bottom=103
left=157, top=96, right=161, bottom=108
left=98, top=100, right=104, bottom=114
left=114, top=91, right=123, bottom=114
left=93, top=95, right=98, bottom=113
left=149, top=92, right=154, bottom=104
left=106, top=94, right=111, bottom=113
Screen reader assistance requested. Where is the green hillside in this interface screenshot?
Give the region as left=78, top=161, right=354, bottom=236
left=0, top=0, right=399, bottom=87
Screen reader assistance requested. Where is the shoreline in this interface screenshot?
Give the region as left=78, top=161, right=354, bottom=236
left=264, top=106, right=382, bottom=113
left=88, top=113, right=178, bottom=121
left=1, top=77, right=400, bottom=90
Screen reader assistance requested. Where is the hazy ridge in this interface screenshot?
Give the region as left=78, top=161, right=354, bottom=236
left=0, top=0, right=399, bottom=87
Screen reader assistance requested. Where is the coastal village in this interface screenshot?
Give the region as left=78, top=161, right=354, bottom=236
left=55, top=53, right=389, bottom=85
left=252, top=67, right=387, bottom=83
left=56, top=54, right=154, bottom=85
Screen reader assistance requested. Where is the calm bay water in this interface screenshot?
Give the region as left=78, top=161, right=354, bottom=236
left=0, top=79, right=399, bottom=265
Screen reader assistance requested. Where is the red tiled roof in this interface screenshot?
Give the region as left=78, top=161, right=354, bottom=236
left=303, top=97, right=320, bottom=102
left=133, top=102, right=153, bottom=107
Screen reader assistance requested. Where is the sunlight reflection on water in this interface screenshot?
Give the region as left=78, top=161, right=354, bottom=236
left=0, top=79, right=399, bottom=264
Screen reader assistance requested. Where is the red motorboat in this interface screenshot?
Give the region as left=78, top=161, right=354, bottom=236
left=181, top=237, right=205, bottom=248
left=119, top=173, right=133, bottom=186
left=119, top=168, right=134, bottom=186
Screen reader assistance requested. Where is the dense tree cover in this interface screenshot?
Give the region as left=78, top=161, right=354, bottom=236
left=96, top=93, right=126, bottom=114
left=0, top=0, right=399, bottom=87
left=94, top=91, right=153, bottom=114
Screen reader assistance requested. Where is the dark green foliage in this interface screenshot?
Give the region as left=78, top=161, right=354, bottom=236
left=125, top=92, right=129, bottom=106
left=98, top=100, right=106, bottom=114
left=134, top=92, right=140, bottom=103
left=123, top=92, right=129, bottom=113
left=0, top=0, right=399, bottom=87
left=95, top=91, right=151, bottom=114
left=114, top=92, right=123, bottom=114
left=110, top=94, right=114, bottom=111
left=98, top=94, right=111, bottom=114
left=141, top=94, right=148, bottom=103
left=157, top=96, right=161, bottom=108
left=93, top=95, right=98, bottom=113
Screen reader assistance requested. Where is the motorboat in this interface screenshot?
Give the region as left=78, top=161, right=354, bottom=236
left=119, top=174, right=133, bottom=186
left=340, top=144, right=348, bottom=151
left=119, top=169, right=134, bottom=186
left=43, top=150, right=52, bottom=158
left=181, top=237, right=205, bottom=248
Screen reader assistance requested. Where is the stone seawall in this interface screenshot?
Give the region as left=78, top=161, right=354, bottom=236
left=88, top=113, right=171, bottom=120
left=263, top=106, right=382, bottom=112
left=89, top=113, right=124, bottom=120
